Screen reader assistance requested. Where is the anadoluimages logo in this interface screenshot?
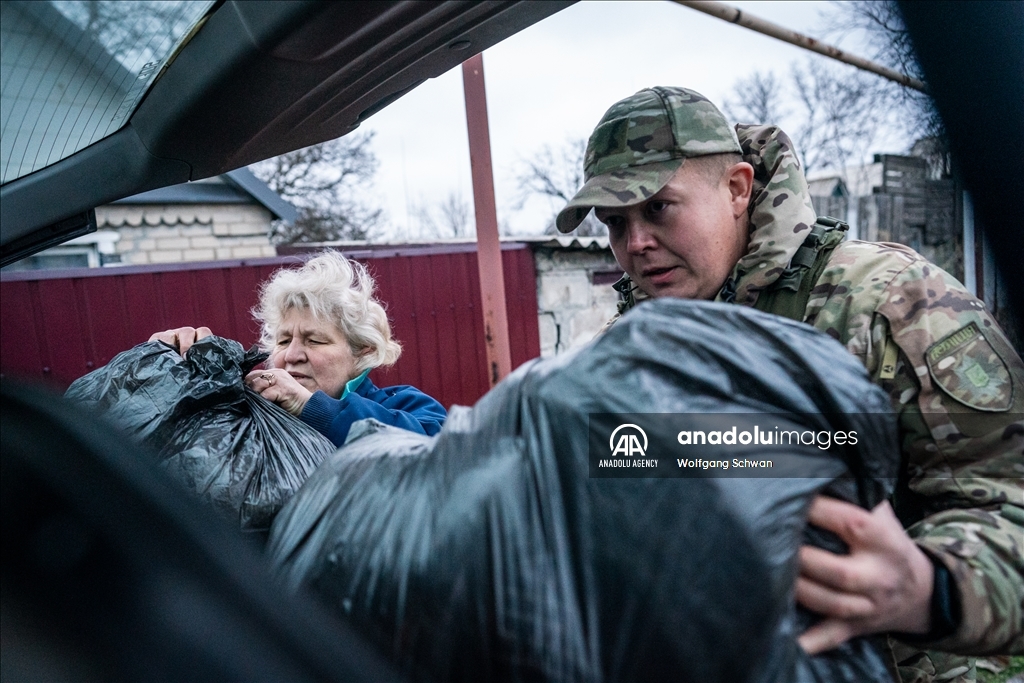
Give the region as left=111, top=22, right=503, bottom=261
left=609, top=423, right=648, bottom=457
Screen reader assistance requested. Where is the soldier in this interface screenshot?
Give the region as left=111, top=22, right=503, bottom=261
left=556, top=86, right=1023, bottom=682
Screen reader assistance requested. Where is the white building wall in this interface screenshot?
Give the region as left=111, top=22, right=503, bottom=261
left=533, top=246, right=621, bottom=357
left=96, top=204, right=275, bottom=264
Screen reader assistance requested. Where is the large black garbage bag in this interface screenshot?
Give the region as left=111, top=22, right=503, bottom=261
left=268, top=299, right=900, bottom=683
left=65, top=336, right=335, bottom=531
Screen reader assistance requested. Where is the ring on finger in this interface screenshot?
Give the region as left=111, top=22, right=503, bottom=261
left=260, top=372, right=275, bottom=386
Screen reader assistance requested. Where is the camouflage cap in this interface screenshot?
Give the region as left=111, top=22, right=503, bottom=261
left=556, top=86, right=741, bottom=233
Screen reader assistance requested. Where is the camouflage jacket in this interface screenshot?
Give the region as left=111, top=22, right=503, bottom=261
left=615, top=124, right=1023, bottom=679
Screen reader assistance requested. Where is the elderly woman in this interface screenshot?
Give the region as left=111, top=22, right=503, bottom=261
left=151, top=251, right=445, bottom=446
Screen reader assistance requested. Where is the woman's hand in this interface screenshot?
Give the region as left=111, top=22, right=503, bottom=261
left=149, top=326, right=212, bottom=356
left=245, top=368, right=313, bottom=416
left=796, top=497, right=935, bottom=654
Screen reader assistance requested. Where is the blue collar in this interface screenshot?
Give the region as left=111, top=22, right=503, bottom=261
left=340, top=369, right=371, bottom=399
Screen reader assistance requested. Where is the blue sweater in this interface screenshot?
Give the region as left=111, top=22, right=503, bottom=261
left=298, top=375, right=446, bottom=447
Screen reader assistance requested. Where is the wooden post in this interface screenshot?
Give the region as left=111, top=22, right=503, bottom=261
left=462, top=53, right=511, bottom=387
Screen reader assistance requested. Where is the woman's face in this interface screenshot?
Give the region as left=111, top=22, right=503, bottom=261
left=269, top=307, right=360, bottom=399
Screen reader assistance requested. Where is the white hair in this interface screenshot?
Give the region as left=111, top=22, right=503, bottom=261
left=253, top=250, right=401, bottom=373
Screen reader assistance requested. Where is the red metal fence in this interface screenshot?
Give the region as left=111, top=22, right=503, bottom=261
left=0, top=244, right=541, bottom=409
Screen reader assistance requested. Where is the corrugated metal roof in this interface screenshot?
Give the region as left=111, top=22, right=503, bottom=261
left=277, top=235, right=611, bottom=254
left=514, top=235, right=610, bottom=250
left=223, top=168, right=299, bottom=223
left=110, top=181, right=250, bottom=205
left=111, top=168, right=298, bottom=223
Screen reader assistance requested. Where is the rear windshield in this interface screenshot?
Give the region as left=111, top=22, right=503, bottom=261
left=1, top=0, right=215, bottom=185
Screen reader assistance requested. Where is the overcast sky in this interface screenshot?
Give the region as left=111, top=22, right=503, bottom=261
left=356, top=1, right=896, bottom=239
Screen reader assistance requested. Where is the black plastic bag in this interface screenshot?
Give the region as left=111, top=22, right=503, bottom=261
left=268, top=299, right=900, bottom=683
left=66, top=336, right=335, bottom=531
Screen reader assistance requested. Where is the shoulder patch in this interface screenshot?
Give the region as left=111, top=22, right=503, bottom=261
left=926, top=323, right=1013, bottom=412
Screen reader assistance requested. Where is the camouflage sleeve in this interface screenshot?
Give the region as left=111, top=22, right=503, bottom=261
left=873, top=253, right=1024, bottom=656
left=730, top=124, right=819, bottom=308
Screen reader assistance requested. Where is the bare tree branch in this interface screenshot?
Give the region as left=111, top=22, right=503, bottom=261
left=514, top=138, right=607, bottom=236
left=722, top=2, right=948, bottom=179
left=55, top=0, right=193, bottom=68
left=513, top=138, right=587, bottom=208
left=823, top=0, right=945, bottom=145
left=724, top=71, right=787, bottom=125
left=790, top=58, right=889, bottom=174
left=438, top=192, right=472, bottom=238
left=414, top=191, right=473, bottom=239
left=250, top=132, right=385, bottom=243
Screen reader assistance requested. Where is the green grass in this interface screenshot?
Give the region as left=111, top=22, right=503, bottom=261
left=977, top=656, right=1024, bottom=683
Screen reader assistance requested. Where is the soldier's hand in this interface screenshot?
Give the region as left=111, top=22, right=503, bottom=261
left=149, top=326, right=212, bottom=357
left=796, top=497, right=935, bottom=655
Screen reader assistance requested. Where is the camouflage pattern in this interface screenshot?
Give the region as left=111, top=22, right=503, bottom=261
left=598, top=117, right=1024, bottom=680
left=555, top=87, right=741, bottom=233
left=727, top=124, right=820, bottom=308
left=888, top=641, right=977, bottom=683
left=806, top=238, right=1024, bottom=668
left=738, top=124, right=1024, bottom=675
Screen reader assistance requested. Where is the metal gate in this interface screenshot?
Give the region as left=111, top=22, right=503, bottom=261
left=0, top=244, right=540, bottom=409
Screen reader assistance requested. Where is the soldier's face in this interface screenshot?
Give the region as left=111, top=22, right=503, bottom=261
left=596, top=161, right=753, bottom=301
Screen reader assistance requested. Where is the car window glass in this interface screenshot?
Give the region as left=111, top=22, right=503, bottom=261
left=0, top=0, right=214, bottom=185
